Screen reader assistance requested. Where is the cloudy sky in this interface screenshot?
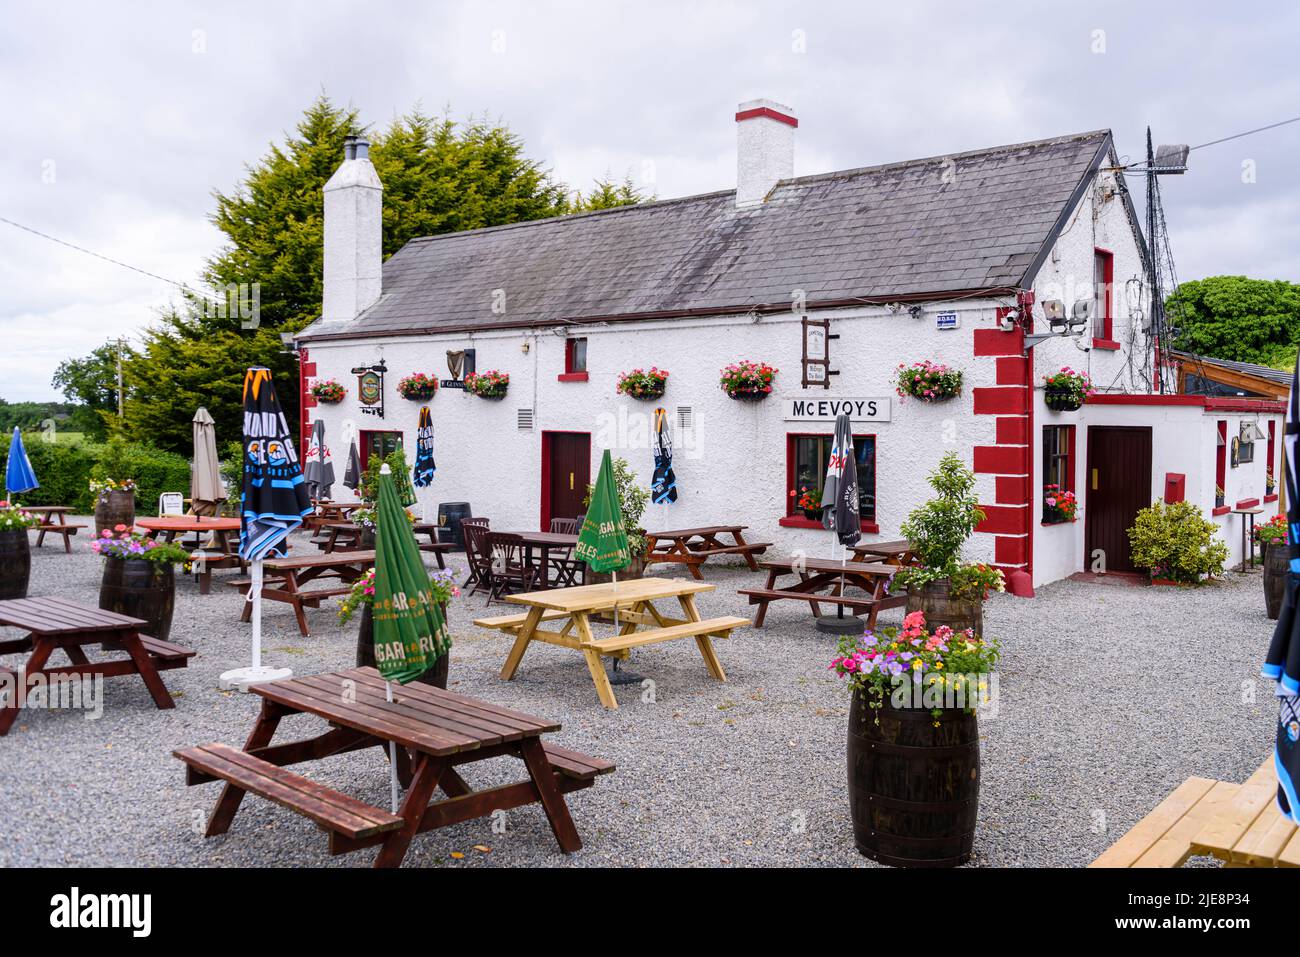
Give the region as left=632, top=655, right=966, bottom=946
left=2, top=0, right=1296, bottom=402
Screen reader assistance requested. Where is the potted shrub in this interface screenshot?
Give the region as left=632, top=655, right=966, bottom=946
left=1042, top=484, right=1078, bottom=524
left=585, top=456, right=651, bottom=584
left=464, top=370, right=509, bottom=399
left=90, top=526, right=189, bottom=643
left=831, top=610, right=999, bottom=867
left=1215, top=485, right=1226, bottom=508
left=616, top=367, right=669, bottom=400
left=895, top=360, right=962, bottom=402
left=339, top=565, right=457, bottom=688
left=1042, top=367, right=1092, bottom=412
left=720, top=360, right=777, bottom=400
left=311, top=379, right=347, bottom=404
left=396, top=373, right=439, bottom=401
left=1127, top=499, right=1229, bottom=586
left=1267, top=470, right=1277, bottom=496
left=889, top=453, right=1005, bottom=636
left=355, top=450, right=418, bottom=547
left=1257, top=513, right=1288, bottom=619
left=0, top=501, right=37, bottom=600
left=791, top=483, right=822, bottom=521
left=89, top=437, right=138, bottom=537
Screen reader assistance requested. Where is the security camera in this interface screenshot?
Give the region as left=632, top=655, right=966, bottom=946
left=997, top=308, right=1019, bottom=331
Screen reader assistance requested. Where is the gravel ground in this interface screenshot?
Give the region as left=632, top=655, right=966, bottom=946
left=0, top=522, right=1278, bottom=868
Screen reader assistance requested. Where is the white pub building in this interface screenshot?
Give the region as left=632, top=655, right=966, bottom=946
left=296, top=100, right=1283, bottom=594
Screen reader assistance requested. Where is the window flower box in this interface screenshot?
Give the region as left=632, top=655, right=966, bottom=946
left=895, top=360, right=962, bottom=402
left=396, top=373, right=439, bottom=401
left=616, top=367, right=668, bottom=400
left=464, top=370, right=509, bottom=399
left=721, top=360, right=776, bottom=400
left=1042, top=368, right=1091, bottom=412
left=311, top=379, right=346, bottom=404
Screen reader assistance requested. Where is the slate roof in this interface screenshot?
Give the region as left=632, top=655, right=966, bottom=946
left=1170, top=350, right=1292, bottom=386
left=300, top=129, right=1119, bottom=341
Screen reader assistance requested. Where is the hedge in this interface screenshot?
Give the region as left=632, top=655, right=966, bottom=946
left=1, top=437, right=192, bottom=516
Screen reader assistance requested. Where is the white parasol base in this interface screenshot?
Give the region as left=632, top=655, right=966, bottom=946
left=218, top=665, right=293, bottom=693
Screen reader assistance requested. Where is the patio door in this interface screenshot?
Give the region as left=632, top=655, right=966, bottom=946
left=1084, top=426, right=1152, bottom=573
left=542, top=431, right=591, bottom=528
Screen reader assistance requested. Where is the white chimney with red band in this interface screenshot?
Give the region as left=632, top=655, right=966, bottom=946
left=735, top=98, right=797, bottom=209
left=322, top=135, right=383, bottom=323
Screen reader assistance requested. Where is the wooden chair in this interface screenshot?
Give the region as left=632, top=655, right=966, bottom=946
left=485, top=532, right=537, bottom=605
left=461, top=523, right=494, bottom=599
left=548, top=518, right=582, bottom=587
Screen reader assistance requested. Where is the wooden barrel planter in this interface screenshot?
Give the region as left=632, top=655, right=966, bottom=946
left=94, top=489, right=136, bottom=538
left=356, top=603, right=450, bottom=689
left=906, top=579, right=983, bottom=637
left=0, top=528, right=31, bottom=600
left=99, top=558, right=174, bottom=648
left=1264, top=542, right=1289, bottom=621
left=847, top=690, right=981, bottom=867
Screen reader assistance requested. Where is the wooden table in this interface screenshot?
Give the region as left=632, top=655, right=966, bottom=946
left=739, top=556, right=906, bottom=629
left=0, top=596, right=195, bottom=736
left=500, top=530, right=582, bottom=589
left=314, top=520, right=364, bottom=553
left=233, top=550, right=375, bottom=637
left=850, top=538, right=919, bottom=567
left=137, top=516, right=244, bottom=594
left=308, top=500, right=361, bottom=531
left=474, top=578, right=749, bottom=709
left=174, top=667, right=614, bottom=867
left=29, top=506, right=87, bottom=554
left=644, top=525, right=771, bottom=579
left=412, top=523, right=454, bottom=570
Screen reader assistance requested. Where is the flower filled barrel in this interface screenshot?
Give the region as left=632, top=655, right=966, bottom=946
left=0, top=501, right=37, bottom=600
left=90, top=525, right=190, bottom=644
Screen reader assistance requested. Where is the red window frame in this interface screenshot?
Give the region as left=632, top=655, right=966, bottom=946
left=1267, top=419, right=1278, bottom=499
left=360, top=429, right=403, bottom=465
left=1213, top=420, right=1228, bottom=514
left=780, top=431, right=879, bottom=532
left=559, top=337, right=589, bottom=382
left=1092, top=247, right=1117, bottom=349
left=1042, top=424, right=1076, bottom=525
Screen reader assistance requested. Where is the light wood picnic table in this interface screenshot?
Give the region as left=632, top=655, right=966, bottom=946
left=29, top=505, right=87, bottom=554
left=739, top=556, right=906, bottom=629
left=474, top=578, right=749, bottom=709
left=233, top=549, right=374, bottom=637
left=0, top=596, right=194, bottom=735
left=173, top=666, right=614, bottom=868
left=643, top=524, right=771, bottom=579
left=137, top=516, right=243, bottom=594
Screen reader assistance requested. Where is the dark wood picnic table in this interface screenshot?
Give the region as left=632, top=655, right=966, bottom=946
left=738, top=556, right=906, bottom=629
left=500, top=530, right=582, bottom=589
left=307, top=500, right=361, bottom=531
left=644, top=525, right=771, bottom=579
left=314, top=520, right=364, bottom=553
left=137, top=516, right=244, bottom=595
left=233, top=549, right=375, bottom=637
left=849, top=538, right=919, bottom=567
left=0, top=596, right=195, bottom=735
left=174, top=666, right=615, bottom=867
left=29, top=506, right=87, bottom=554
left=412, top=523, right=454, bottom=570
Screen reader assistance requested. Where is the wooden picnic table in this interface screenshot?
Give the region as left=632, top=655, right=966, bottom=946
left=307, top=500, right=362, bottom=531
left=739, top=556, right=906, bottom=629
left=28, top=505, right=87, bottom=554
left=137, top=516, right=243, bottom=595
left=0, top=596, right=195, bottom=736
left=499, top=530, right=582, bottom=589
left=643, top=525, right=771, bottom=579
left=412, top=523, right=454, bottom=570
left=232, top=550, right=374, bottom=637
left=849, top=538, right=919, bottom=567
left=173, top=666, right=614, bottom=867
left=474, top=578, right=748, bottom=709
left=314, top=520, right=364, bottom=553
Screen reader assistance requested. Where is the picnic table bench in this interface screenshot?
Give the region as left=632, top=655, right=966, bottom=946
left=137, top=516, right=244, bottom=594
left=739, top=556, right=906, bottom=629
left=1090, top=757, right=1300, bottom=867
left=312, top=520, right=364, bottom=553
left=174, top=667, right=614, bottom=867
left=230, top=550, right=374, bottom=637
left=644, top=525, right=771, bottom=580
left=29, top=506, right=86, bottom=554
left=0, top=596, right=194, bottom=736
left=475, top=578, right=747, bottom=709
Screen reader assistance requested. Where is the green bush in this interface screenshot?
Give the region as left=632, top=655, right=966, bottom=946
left=5, top=439, right=98, bottom=511
left=1127, top=499, right=1229, bottom=584
left=1, top=435, right=190, bottom=516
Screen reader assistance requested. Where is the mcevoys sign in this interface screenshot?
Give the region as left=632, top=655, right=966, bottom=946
left=783, top=396, right=891, bottom=422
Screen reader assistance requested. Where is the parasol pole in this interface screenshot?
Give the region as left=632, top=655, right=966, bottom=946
left=250, top=559, right=263, bottom=669
left=386, top=680, right=400, bottom=812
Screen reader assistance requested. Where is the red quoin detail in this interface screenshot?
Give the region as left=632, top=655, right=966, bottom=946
left=973, top=445, right=1024, bottom=475
left=994, top=535, right=1029, bottom=565
left=995, top=356, right=1029, bottom=386
left=996, top=475, right=1031, bottom=504
left=996, top=416, right=1029, bottom=445
left=973, top=387, right=1028, bottom=415
left=976, top=505, right=1030, bottom=536
left=973, top=327, right=1023, bottom=357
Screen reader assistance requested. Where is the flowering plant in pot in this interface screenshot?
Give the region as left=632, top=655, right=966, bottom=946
left=791, top=483, right=822, bottom=520
left=720, top=360, right=776, bottom=399
left=1042, top=484, right=1078, bottom=523
left=1267, top=470, right=1277, bottom=495
left=831, top=610, right=999, bottom=867
left=616, top=367, right=668, bottom=399
left=1042, top=367, right=1092, bottom=412
left=339, top=565, right=458, bottom=688
left=396, top=372, right=439, bottom=400
left=89, top=437, right=139, bottom=537
left=89, top=526, right=190, bottom=643
left=464, top=370, right=509, bottom=399
left=311, top=379, right=347, bottom=403
left=0, top=501, right=37, bottom=600
left=895, top=360, right=962, bottom=402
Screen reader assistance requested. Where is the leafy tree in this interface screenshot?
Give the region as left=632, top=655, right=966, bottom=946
left=568, top=175, right=649, bottom=212
left=899, top=452, right=986, bottom=573
left=1167, top=276, right=1300, bottom=369
left=51, top=341, right=124, bottom=439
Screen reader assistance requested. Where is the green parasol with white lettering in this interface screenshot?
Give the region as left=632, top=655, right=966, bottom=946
left=575, top=449, right=630, bottom=573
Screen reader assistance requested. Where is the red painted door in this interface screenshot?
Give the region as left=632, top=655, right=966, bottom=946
left=543, top=432, right=591, bottom=527
left=1085, top=426, right=1152, bottom=574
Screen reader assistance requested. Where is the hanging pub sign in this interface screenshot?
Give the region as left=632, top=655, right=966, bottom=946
left=351, top=361, right=387, bottom=418
left=440, top=348, right=476, bottom=390
left=783, top=396, right=891, bottom=423
left=801, top=315, right=837, bottom=389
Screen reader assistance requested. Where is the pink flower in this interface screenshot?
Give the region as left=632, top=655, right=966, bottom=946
left=902, top=610, right=926, bottom=630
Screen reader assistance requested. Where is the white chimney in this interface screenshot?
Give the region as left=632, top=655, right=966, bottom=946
left=322, top=135, right=383, bottom=323
left=735, top=98, right=797, bottom=209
